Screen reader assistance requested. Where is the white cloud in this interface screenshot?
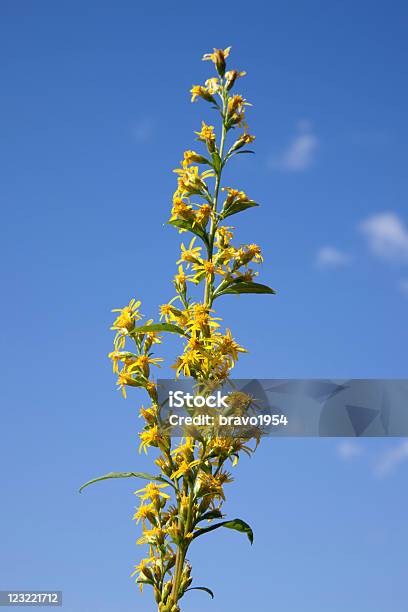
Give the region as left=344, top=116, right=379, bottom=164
left=317, top=246, right=351, bottom=268
left=399, top=279, right=408, bottom=295
left=374, top=440, right=408, bottom=478
left=269, top=120, right=318, bottom=172
left=337, top=440, right=363, bottom=460
left=131, top=117, right=155, bottom=143
left=359, top=212, right=408, bottom=262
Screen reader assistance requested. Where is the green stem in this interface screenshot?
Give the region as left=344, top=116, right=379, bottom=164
left=169, top=474, right=196, bottom=606
left=204, top=88, right=227, bottom=308
left=169, top=84, right=229, bottom=611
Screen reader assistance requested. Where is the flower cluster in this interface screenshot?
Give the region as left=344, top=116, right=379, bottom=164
left=85, top=46, right=275, bottom=612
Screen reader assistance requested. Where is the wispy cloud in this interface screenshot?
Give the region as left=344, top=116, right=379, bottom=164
left=336, top=439, right=408, bottom=478
left=374, top=440, right=408, bottom=478
left=317, top=246, right=351, bottom=268
left=399, top=279, right=408, bottom=295
left=359, top=212, right=408, bottom=262
left=337, top=440, right=363, bottom=460
left=269, top=120, right=318, bottom=172
left=131, top=117, right=155, bottom=143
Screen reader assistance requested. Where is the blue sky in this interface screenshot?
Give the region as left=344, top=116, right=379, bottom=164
left=1, top=2, right=408, bottom=611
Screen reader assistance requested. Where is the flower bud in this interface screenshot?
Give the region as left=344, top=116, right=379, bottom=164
left=162, top=581, right=172, bottom=602
left=183, top=150, right=209, bottom=165
left=146, top=381, right=158, bottom=403
left=225, top=69, right=247, bottom=90
left=154, top=586, right=162, bottom=604
left=230, top=132, right=255, bottom=152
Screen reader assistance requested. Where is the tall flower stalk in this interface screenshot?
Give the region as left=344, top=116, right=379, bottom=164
left=81, top=47, right=275, bottom=611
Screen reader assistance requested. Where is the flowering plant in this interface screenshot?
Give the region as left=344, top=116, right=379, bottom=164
left=81, top=46, right=275, bottom=611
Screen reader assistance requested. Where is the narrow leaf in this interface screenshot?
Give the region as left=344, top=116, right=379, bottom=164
left=192, top=518, right=254, bottom=544
left=196, top=509, right=224, bottom=523
left=221, top=200, right=259, bottom=220
left=132, top=322, right=187, bottom=336
left=79, top=471, right=167, bottom=493
left=216, top=280, right=276, bottom=297
left=167, top=219, right=209, bottom=247
left=185, top=586, right=215, bottom=599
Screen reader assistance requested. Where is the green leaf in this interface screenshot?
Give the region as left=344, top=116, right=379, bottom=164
left=132, top=322, right=187, bottom=336
left=215, top=280, right=276, bottom=297
left=167, top=219, right=209, bottom=247
left=220, top=200, right=259, bottom=220
left=185, top=586, right=215, bottom=599
left=192, top=518, right=254, bottom=545
left=196, top=509, right=224, bottom=523
left=79, top=471, right=167, bottom=493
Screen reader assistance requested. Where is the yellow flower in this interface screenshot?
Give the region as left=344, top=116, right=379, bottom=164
left=186, top=304, right=221, bottom=334
left=172, top=351, right=199, bottom=378
left=133, top=503, right=156, bottom=524
left=193, top=203, right=212, bottom=227
left=227, top=111, right=246, bottom=128
left=132, top=354, right=163, bottom=377
left=111, top=299, right=141, bottom=332
left=202, top=46, right=231, bottom=62
left=171, top=437, right=195, bottom=458
left=111, top=299, right=142, bottom=349
left=170, top=458, right=201, bottom=479
left=227, top=95, right=249, bottom=115
left=215, top=226, right=234, bottom=248
left=190, top=85, right=215, bottom=103
left=195, top=121, right=216, bottom=144
left=205, top=77, right=220, bottom=94
left=146, top=380, right=158, bottom=403
left=135, top=482, right=170, bottom=502
left=196, top=472, right=231, bottom=502
left=116, top=367, right=142, bottom=398
left=222, top=187, right=249, bottom=207
left=229, top=132, right=256, bottom=153
left=225, top=69, right=246, bottom=90
left=202, top=46, right=231, bottom=76
left=177, top=237, right=202, bottom=265
left=160, top=302, right=182, bottom=322
left=183, top=150, right=208, bottom=165
left=246, top=243, right=263, bottom=263
left=214, top=246, right=237, bottom=267
left=217, top=469, right=234, bottom=486
left=174, top=264, right=194, bottom=290
left=235, top=268, right=258, bottom=282
left=208, top=437, right=253, bottom=463
left=192, top=259, right=225, bottom=282
left=108, top=350, right=135, bottom=373
left=139, top=425, right=165, bottom=453
left=137, top=527, right=166, bottom=546
left=214, top=328, right=247, bottom=363
left=140, top=406, right=156, bottom=425
left=170, top=197, right=194, bottom=221
left=131, top=556, right=156, bottom=591
left=208, top=436, right=234, bottom=458
left=174, top=165, right=211, bottom=196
